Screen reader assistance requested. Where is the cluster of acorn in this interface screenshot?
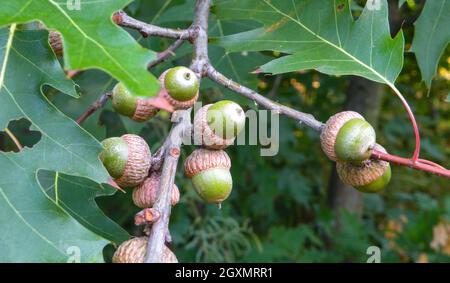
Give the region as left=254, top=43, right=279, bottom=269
left=99, top=66, right=245, bottom=262
left=320, top=111, right=391, bottom=193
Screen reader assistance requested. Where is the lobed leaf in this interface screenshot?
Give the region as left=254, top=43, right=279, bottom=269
left=0, top=0, right=159, bottom=97
left=0, top=27, right=113, bottom=262
left=213, top=0, right=404, bottom=85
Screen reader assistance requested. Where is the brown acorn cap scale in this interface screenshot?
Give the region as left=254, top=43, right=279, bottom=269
left=320, top=111, right=364, bottom=161
left=132, top=98, right=159, bottom=122
left=133, top=173, right=180, bottom=208
left=112, top=237, right=178, bottom=263
left=194, top=104, right=235, bottom=150
left=336, top=144, right=389, bottom=187
left=158, top=70, right=198, bottom=110
left=115, top=134, right=151, bottom=187
left=49, top=31, right=63, bottom=57
left=184, top=148, right=231, bottom=178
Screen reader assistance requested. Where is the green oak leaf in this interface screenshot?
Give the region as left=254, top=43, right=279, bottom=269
left=208, top=16, right=270, bottom=106
left=39, top=171, right=129, bottom=245
left=411, top=0, right=450, bottom=89
left=0, top=0, right=159, bottom=98
left=0, top=26, right=111, bottom=262
left=212, top=0, right=404, bottom=85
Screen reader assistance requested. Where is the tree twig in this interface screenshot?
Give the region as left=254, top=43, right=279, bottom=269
left=113, top=11, right=192, bottom=40
left=76, top=92, right=111, bottom=124
left=145, top=109, right=192, bottom=263
left=205, top=64, right=324, bottom=131
left=148, top=39, right=186, bottom=70
left=144, top=0, right=212, bottom=263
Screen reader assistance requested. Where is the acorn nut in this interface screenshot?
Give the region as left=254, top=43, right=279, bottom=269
left=159, top=66, right=200, bottom=110
left=193, top=100, right=245, bottom=149
left=112, top=82, right=159, bottom=122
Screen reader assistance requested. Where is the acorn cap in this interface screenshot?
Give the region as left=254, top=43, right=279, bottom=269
left=158, top=69, right=198, bottom=110
left=132, top=98, right=159, bottom=122
left=336, top=144, right=390, bottom=187
left=115, top=134, right=152, bottom=188
left=193, top=104, right=235, bottom=149
left=112, top=237, right=178, bottom=263
left=320, top=111, right=364, bottom=161
left=49, top=31, right=63, bottom=57
left=184, top=148, right=231, bottom=178
left=132, top=173, right=180, bottom=208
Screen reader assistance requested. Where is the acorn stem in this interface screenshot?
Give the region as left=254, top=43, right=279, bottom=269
left=371, top=149, right=450, bottom=179
left=387, top=84, right=421, bottom=162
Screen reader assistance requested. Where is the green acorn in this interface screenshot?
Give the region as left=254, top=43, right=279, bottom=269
left=111, top=82, right=158, bottom=122
left=100, top=134, right=151, bottom=188
left=336, top=145, right=391, bottom=193
left=321, top=111, right=376, bottom=163
left=193, top=100, right=245, bottom=149
left=159, top=66, right=199, bottom=110
left=184, top=149, right=232, bottom=206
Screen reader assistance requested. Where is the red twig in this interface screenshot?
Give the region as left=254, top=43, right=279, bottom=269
left=372, top=149, right=450, bottom=179
left=390, top=88, right=421, bottom=161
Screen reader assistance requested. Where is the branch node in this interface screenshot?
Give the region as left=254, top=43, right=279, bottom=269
left=112, top=11, right=124, bottom=25
left=169, top=148, right=180, bottom=157
left=135, top=208, right=161, bottom=226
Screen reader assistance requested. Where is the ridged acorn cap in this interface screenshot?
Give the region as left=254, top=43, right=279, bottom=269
left=38, top=23, right=63, bottom=57
left=320, top=111, right=364, bottom=161
left=132, top=173, right=180, bottom=208
left=158, top=69, right=199, bottom=110
left=132, top=99, right=159, bottom=122
left=184, top=149, right=231, bottom=178
left=49, top=31, right=63, bottom=57
left=193, top=104, right=235, bottom=149
left=336, top=144, right=390, bottom=188
left=100, top=134, right=151, bottom=188
left=116, top=134, right=151, bottom=187
left=112, top=237, right=178, bottom=263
